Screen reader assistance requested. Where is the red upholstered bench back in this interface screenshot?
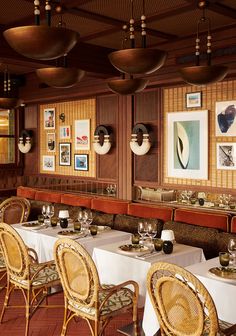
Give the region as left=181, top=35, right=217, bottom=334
left=128, top=203, right=174, bottom=221
left=17, top=186, right=36, bottom=200
left=230, top=216, right=236, bottom=233
left=174, top=208, right=230, bottom=232
left=61, top=194, right=92, bottom=208
left=35, top=190, right=62, bottom=204
left=91, top=198, right=129, bottom=214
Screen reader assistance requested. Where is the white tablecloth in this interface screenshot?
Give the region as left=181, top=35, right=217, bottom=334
left=13, top=222, right=131, bottom=262
left=93, top=241, right=205, bottom=336
left=187, top=257, right=236, bottom=324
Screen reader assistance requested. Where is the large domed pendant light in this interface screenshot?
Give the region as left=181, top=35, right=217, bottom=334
left=0, top=68, right=20, bottom=110
left=108, top=0, right=167, bottom=75
left=179, top=0, right=228, bottom=86
left=3, top=0, right=78, bottom=61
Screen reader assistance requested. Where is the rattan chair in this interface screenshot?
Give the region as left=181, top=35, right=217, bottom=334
left=0, top=222, right=61, bottom=336
left=54, top=238, right=139, bottom=336
left=147, top=262, right=236, bottom=336
left=0, top=247, right=6, bottom=291
left=0, top=196, right=31, bottom=224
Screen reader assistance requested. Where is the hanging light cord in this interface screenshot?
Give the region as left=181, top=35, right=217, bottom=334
left=3, top=68, right=11, bottom=97
left=45, top=0, right=51, bottom=26
left=141, top=0, right=146, bottom=48
left=195, top=1, right=212, bottom=66
left=129, top=0, right=135, bottom=48
left=34, top=0, right=40, bottom=25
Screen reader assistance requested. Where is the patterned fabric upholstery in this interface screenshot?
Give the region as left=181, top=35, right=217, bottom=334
left=114, top=214, right=163, bottom=235
left=68, top=285, right=133, bottom=316
left=10, top=263, right=59, bottom=287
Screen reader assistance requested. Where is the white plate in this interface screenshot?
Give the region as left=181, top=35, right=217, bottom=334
left=118, top=244, right=149, bottom=254
left=22, top=222, right=44, bottom=230
left=208, top=267, right=236, bottom=284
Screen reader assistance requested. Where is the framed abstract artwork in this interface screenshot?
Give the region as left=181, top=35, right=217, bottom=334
left=216, top=143, right=236, bottom=170
left=215, top=101, right=236, bottom=136
left=44, top=108, right=55, bottom=129
left=186, top=92, right=202, bottom=108
left=167, top=110, right=208, bottom=179
left=42, top=155, right=55, bottom=171
left=59, top=143, right=71, bottom=166
left=74, top=154, right=89, bottom=171
left=60, top=125, right=71, bottom=139
left=74, top=119, right=90, bottom=150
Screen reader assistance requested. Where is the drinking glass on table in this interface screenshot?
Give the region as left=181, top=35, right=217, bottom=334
left=228, top=238, right=236, bottom=267
left=42, top=205, right=47, bottom=222
left=219, top=252, right=230, bottom=269
left=147, top=222, right=158, bottom=250
left=46, top=205, right=54, bottom=226
left=138, top=221, right=148, bottom=245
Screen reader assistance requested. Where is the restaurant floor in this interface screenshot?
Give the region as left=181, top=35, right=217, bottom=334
left=0, top=284, right=144, bottom=336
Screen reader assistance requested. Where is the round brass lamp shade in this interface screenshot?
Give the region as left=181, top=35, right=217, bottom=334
left=36, top=67, right=85, bottom=88
left=109, top=48, right=167, bottom=75
left=4, top=26, right=78, bottom=61
left=179, top=65, right=228, bottom=86
left=107, top=78, right=148, bottom=95
left=0, top=98, right=19, bottom=109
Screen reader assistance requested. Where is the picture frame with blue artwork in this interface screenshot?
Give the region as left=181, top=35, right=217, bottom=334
left=167, top=110, right=208, bottom=179
left=74, top=154, right=89, bottom=171
left=215, top=101, right=236, bottom=136
left=186, top=92, right=202, bottom=108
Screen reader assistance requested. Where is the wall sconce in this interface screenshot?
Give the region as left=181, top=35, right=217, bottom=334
left=59, top=113, right=65, bottom=122
left=130, top=123, right=151, bottom=155
left=93, top=125, right=112, bottom=155
left=18, top=130, right=33, bottom=154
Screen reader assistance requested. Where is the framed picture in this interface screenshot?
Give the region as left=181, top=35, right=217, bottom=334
left=215, top=101, right=236, bottom=136
left=74, top=119, right=90, bottom=150
left=167, top=110, right=208, bottom=179
left=60, top=125, right=71, bottom=139
left=42, top=155, right=55, bottom=171
left=186, top=92, right=202, bottom=108
left=47, top=133, right=55, bottom=152
left=217, top=143, right=236, bottom=170
left=44, top=108, right=55, bottom=129
left=74, top=154, right=89, bottom=171
left=59, top=143, right=71, bottom=166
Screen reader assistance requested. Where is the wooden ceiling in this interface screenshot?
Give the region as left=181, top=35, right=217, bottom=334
left=0, top=0, right=235, bottom=80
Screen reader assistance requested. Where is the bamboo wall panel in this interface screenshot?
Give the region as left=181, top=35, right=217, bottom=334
left=40, top=99, right=96, bottom=178
left=163, top=80, right=236, bottom=189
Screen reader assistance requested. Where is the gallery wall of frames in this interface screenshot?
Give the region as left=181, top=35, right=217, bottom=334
left=163, top=80, right=236, bottom=190
left=39, top=99, right=96, bottom=177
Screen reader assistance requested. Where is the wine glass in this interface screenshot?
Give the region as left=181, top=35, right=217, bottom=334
left=46, top=205, right=54, bottom=226
left=86, top=210, right=93, bottom=227
left=138, top=221, right=148, bottom=245
left=147, top=223, right=158, bottom=251
left=42, top=205, right=47, bottom=222
left=228, top=238, right=236, bottom=267
left=186, top=190, right=193, bottom=204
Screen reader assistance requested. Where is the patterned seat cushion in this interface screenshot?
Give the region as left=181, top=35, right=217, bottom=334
left=10, top=262, right=59, bottom=287
left=68, top=285, right=133, bottom=316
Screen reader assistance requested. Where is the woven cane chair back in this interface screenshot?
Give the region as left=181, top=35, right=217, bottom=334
left=54, top=238, right=100, bottom=309
left=0, top=197, right=30, bottom=224
left=0, top=222, right=30, bottom=281
left=147, top=262, right=219, bottom=336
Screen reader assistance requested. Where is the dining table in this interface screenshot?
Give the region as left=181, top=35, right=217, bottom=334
left=186, top=257, right=236, bottom=324
left=13, top=221, right=131, bottom=262
left=92, top=240, right=205, bottom=336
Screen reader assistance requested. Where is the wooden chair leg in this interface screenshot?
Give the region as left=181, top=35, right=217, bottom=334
left=24, top=289, right=30, bottom=336
left=0, top=282, right=13, bottom=323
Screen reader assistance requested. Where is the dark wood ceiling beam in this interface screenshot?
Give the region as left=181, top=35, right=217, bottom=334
left=184, top=0, right=236, bottom=19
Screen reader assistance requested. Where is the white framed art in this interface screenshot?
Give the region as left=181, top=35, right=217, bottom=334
left=215, top=101, right=236, bottom=136
left=217, top=143, right=236, bottom=170
left=42, top=155, right=55, bottom=171
left=74, top=119, right=90, bottom=150
left=167, top=110, right=208, bottom=179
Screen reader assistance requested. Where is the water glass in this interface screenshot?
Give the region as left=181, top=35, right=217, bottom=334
left=42, top=205, right=47, bottom=220
left=89, top=225, right=98, bottom=236
left=46, top=205, right=54, bottom=226
left=131, top=233, right=140, bottom=245
left=219, top=252, right=230, bottom=268
left=138, top=221, right=147, bottom=245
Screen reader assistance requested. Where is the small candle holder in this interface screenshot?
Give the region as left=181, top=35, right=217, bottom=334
left=59, top=210, right=69, bottom=229
left=89, top=225, right=98, bottom=236
left=131, top=233, right=140, bottom=245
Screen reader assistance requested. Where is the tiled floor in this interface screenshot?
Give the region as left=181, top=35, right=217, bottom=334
left=0, top=285, right=143, bottom=336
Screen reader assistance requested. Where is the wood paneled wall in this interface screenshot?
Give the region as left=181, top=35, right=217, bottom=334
left=163, top=80, right=236, bottom=189
left=39, top=99, right=96, bottom=178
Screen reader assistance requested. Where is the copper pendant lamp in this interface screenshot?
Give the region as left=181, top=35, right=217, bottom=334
left=0, top=69, right=20, bottom=110
left=108, top=0, right=167, bottom=75
left=179, top=0, right=228, bottom=86
left=107, top=77, right=148, bottom=95
left=3, top=1, right=78, bottom=61
left=36, top=56, right=85, bottom=88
